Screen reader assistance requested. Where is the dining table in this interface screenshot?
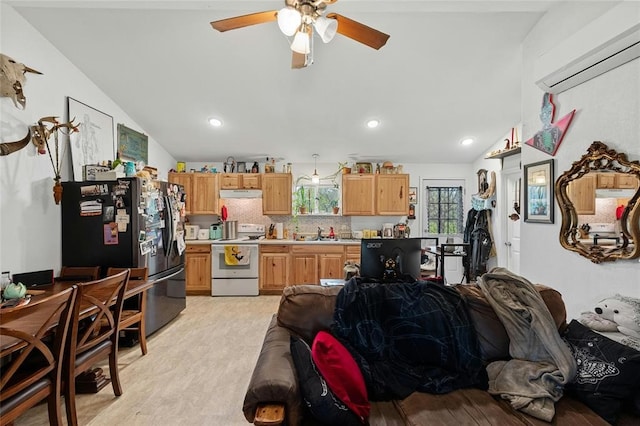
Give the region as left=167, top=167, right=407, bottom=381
left=1, top=275, right=155, bottom=393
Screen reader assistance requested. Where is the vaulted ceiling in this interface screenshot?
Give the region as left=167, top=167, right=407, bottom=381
left=8, top=1, right=560, bottom=164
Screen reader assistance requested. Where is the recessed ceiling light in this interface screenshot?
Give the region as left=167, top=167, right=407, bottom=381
left=460, top=138, right=474, bottom=146
left=366, top=119, right=380, bottom=128
left=208, top=117, right=223, bottom=127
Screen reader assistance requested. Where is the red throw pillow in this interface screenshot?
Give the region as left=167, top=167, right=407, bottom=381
left=311, top=330, right=370, bottom=421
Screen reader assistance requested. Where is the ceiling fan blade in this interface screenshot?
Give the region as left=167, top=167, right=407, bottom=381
left=325, top=13, right=389, bottom=50
left=292, top=51, right=307, bottom=69
left=210, top=11, right=277, bottom=32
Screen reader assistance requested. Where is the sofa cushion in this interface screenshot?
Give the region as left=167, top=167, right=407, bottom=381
left=290, top=336, right=362, bottom=425
left=278, top=285, right=342, bottom=343
left=312, top=330, right=370, bottom=421
left=456, top=284, right=566, bottom=362
left=562, top=319, right=640, bottom=425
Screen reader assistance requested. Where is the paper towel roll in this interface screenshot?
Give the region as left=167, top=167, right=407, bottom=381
left=275, top=223, right=284, bottom=239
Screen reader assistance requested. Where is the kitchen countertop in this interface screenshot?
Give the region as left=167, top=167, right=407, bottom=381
left=186, top=239, right=361, bottom=245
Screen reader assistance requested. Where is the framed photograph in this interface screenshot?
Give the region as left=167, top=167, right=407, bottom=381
left=68, top=97, right=114, bottom=181
left=524, top=159, right=554, bottom=223
left=408, top=186, right=418, bottom=203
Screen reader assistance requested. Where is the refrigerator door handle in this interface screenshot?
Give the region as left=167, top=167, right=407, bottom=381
left=163, top=195, right=174, bottom=258
left=153, top=266, right=184, bottom=281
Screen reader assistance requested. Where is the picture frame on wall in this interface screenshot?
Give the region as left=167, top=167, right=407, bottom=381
left=524, top=159, right=554, bottom=223
left=408, top=187, right=418, bottom=203
left=67, top=97, right=114, bottom=181
left=117, top=123, right=148, bottom=165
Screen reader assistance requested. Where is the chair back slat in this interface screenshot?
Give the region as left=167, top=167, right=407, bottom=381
left=59, top=266, right=101, bottom=282
left=0, top=286, right=77, bottom=402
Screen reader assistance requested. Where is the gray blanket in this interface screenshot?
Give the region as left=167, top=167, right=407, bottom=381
left=478, top=267, right=576, bottom=421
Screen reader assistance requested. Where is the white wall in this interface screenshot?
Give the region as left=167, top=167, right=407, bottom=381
left=0, top=4, right=175, bottom=276
left=519, top=2, right=640, bottom=320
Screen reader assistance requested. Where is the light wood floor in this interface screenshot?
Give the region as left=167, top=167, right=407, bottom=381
left=16, top=295, right=281, bottom=426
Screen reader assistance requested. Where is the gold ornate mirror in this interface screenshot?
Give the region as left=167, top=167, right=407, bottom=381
left=555, top=141, right=640, bottom=263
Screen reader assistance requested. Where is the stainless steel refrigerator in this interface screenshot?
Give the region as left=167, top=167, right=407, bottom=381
left=61, top=177, right=186, bottom=336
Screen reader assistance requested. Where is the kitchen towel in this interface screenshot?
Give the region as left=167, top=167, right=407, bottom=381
left=224, top=245, right=250, bottom=266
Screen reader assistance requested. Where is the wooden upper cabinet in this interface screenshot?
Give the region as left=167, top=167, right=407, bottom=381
left=220, top=173, right=262, bottom=189
left=342, top=174, right=375, bottom=216
left=262, top=173, right=292, bottom=215
left=376, top=174, right=409, bottom=215
left=192, top=173, right=218, bottom=214
left=569, top=174, right=595, bottom=215
left=596, top=173, right=616, bottom=189
left=615, top=174, right=638, bottom=189
left=168, top=172, right=193, bottom=214
left=242, top=174, right=262, bottom=189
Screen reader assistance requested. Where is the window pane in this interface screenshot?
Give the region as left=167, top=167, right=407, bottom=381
left=424, top=185, right=463, bottom=235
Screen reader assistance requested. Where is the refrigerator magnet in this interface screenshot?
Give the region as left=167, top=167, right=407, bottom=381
left=140, top=239, right=153, bottom=255
left=103, top=223, right=119, bottom=245
left=103, top=206, right=115, bottom=223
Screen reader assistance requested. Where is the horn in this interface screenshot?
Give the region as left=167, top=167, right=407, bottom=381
left=0, top=130, right=31, bottom=156
left=22, top=65, right=43, bottom=75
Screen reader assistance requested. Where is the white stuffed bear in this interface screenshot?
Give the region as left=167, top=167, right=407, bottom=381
left=593, top=294, right=640, bottom=339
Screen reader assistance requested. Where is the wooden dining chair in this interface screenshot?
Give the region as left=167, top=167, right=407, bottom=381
left=58, top=266, right=101, bottom=282
left=106, top=267, right=149, bottom=355
left=0, top=286, right=77, bottom=426
left=64, top=269, right=130, bottom=426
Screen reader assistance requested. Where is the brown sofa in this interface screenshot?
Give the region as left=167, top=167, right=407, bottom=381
left=243, top=284, right=638, bottom=425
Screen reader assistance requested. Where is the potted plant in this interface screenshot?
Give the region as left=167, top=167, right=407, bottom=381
left=294, top=185, right=307, bottom=214
left=331, top=200, right=340, bottom=215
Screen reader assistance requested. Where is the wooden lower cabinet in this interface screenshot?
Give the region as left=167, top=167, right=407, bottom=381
left=259, top=245, right=290, bottom=294
left=259, top=243, right=360, bottom=294
left=185, top=244, right=211, bottom=295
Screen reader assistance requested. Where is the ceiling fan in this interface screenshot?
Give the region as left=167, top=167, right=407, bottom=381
left=210, top=0, right=390, bottom=69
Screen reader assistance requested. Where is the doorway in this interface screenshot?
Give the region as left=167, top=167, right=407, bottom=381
left=503, top=169, right=521, bottom=274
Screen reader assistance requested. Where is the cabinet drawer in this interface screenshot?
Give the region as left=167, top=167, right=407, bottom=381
left=260, top=244, right=290, bottom=253
left=345, top=245, right=361, bottom=256
left=291, top=244, right=343, bottom=254
left=186, top=244, right=211, bottom=253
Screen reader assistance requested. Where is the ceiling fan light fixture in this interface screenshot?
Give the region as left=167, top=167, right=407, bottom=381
left=314, top=16, right=337, bottom=43
left=291, top=29, right=311, bottom=54
left=277, top=6, right=302, bottom=36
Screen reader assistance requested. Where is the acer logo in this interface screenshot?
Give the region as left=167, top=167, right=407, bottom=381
left=366, top=242, right=383, bottom=249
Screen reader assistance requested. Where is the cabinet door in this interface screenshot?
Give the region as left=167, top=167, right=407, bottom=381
left=220, top=173, right=240, bottom=189
left=259, top=253, right=290, bottom=292
left=569, top=174, right=595, bottom=215
left=319, top=254, right=344, bottom=280
left=242, top=174, right=262, bottom=189
left=345, top=245, right=361, bottom=265
left=291, top=255, right=318, bottom=285
left=192, top=173, right=218, bottom=214
left=342, top=174, right=375, bottom=216
left=168, top=172, right=193, bottom=214
left=596, top=173, right=616, bottom=189
left=185, top=245, right=211, bottom=295
left=616, top=174, right=638, bottom=189
left=263, top=173, right=292, bottom=215
left=376, top=174, right=409, bottom=215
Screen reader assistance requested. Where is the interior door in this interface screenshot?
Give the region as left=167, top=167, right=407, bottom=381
left=504, top=171, right=521, bottom=274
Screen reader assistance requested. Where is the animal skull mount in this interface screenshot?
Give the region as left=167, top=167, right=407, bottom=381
left=0, top=53, right=42, bottom=109
left=0, top=116, right=78, bottom=157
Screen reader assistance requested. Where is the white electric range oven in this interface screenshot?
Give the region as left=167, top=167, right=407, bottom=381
left=210, top=224, right=264, bottom=296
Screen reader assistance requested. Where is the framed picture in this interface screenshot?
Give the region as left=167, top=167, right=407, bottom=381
left=68, top=97, right=114, bottom=181
left=408, top=186, right=418, bottom=203
left=355, top=162, right=372, bottom=174
left=117, top=123, right=148, bottom=165
left=524, top=159, right=554, bottom=223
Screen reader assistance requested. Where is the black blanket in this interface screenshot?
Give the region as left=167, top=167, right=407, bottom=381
left=331, top=278, right=488, bottom=400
